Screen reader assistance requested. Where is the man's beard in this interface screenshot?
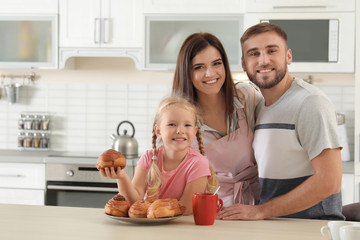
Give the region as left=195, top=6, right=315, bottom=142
left=246, top=63, right=287, bottom=89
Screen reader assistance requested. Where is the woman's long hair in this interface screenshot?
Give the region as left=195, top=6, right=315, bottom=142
left=172, top=32, right=237, bottom=122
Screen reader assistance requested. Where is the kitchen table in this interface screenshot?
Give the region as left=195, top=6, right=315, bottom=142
left=0, top=204, right=329, bottom=240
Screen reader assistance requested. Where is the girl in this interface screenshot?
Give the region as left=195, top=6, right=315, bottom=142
left=100, top=96, right=218, bottom=215
left=172, top=32, right=262, bottom=207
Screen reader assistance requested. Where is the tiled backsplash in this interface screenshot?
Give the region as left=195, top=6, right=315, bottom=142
left=0, top=79, right=355, bottom=160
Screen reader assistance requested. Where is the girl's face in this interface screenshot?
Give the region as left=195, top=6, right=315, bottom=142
left=155, top=105, right=198, bottom=154
left=191, top=46, right=226, bottom=98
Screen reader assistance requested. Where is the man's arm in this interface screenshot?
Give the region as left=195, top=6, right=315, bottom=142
left=216, top=148, right=342, bottom=220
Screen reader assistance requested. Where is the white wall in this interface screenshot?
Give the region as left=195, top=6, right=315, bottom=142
left=0, top=57, right=356, bottom=158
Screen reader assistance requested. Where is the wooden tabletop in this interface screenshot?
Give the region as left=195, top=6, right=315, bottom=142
left=0, top=204, right=329, bottom=240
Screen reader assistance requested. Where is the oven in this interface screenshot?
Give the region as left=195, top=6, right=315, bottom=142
left=45, top=162, right=133, bottom=208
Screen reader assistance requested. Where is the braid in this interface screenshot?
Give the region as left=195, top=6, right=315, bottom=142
left=196, top=123, right=219, bottom=193
left=151, top=127, right=157, bottom=156
left=146, top=128, right=162, bottom=197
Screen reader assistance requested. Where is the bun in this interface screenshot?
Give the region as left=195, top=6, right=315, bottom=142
left=147, top=198, right=185, bottom=218
left=128, top=200, right=152, bottom=218
left=105, top=194, right=130, bottom=217
left=96, top=149, right=126, bottom=170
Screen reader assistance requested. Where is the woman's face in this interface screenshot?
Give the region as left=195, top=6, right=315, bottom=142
left=191, top=46, right=226, bottom=98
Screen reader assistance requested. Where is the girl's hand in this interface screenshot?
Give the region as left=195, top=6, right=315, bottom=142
left=99, top=167, right=127, bottom=179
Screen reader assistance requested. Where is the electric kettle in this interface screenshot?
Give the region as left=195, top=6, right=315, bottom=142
left=110, top=120, right=138, bottom=159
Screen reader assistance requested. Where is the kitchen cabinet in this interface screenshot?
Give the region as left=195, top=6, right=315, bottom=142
left=58, top=0, right=144, bottom=69
left=0, top=163, right=45, bottom=205
left=143, top=0, right=245, bottom=14
left=245, top=0, right=355, bottom=13
left=0, top=0, right=58, bottom=14
left=59, top=0, right=143, bottom=48
left=342, top=173, right=355, bottom=205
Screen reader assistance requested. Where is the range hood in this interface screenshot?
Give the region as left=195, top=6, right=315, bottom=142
left=58, top=47, right=143, bottom=70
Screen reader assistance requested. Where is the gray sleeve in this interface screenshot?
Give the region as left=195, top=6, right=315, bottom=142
left=296, top=95, right=341, bottom=161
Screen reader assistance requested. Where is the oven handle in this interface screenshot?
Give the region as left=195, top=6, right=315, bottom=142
left=47, top=185, right=118, bottom=192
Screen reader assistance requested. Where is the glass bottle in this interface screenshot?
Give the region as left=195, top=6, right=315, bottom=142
left=25, top=132, right=33, bottom=148
left=33, top=133, right=41, bottom=148
left=18, top=114, right=25, bottom=129
left=33, top=115, right=41, bottom=130
left=18, top=132, right=25, bottom=148
left=24, top=114, right=34, bottom=130
left=42, top=115, right=50, bottom=130
left=40, top=133, right=49, bottom=149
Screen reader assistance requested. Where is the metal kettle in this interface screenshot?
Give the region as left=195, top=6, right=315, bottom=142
left=110, top=120, right=138, bottom=158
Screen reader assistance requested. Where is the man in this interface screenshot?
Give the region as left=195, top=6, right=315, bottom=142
left=217, top=22, right=344, bottom=220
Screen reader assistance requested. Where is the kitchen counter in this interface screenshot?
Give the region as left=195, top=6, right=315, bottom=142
left=0, top=150, right=137, bottom=166
left=0, top=204, right=329, bottom=240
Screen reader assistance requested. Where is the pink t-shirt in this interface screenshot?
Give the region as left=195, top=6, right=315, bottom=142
left=137, top=146, right=211, bottom=200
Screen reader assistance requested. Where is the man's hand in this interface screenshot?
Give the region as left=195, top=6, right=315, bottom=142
left=216, top=204, right=265, bottom=220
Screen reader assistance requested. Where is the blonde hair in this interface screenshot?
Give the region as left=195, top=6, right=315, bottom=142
left=146, top=96, right=219, bottom=197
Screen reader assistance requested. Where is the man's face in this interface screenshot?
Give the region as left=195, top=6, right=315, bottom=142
left=241, top=31, right=292, bottom=89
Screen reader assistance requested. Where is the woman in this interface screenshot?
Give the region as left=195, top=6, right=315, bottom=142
left=172, top=32, right=262, bottom=207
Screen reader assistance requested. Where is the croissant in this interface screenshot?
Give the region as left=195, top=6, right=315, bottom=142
left=147, top=198, right=185, bottom=218
left=105, top=194, right=130, bottom=217
left=96, top=149, right=126, bottom=170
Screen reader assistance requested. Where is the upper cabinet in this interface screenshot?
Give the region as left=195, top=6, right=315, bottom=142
left=245, top=0, right=355, bottom=13
left=0, top=0, right=58, bottom=14
left=0, top=0, right=58, bottom=69
left=59, top=0, right=143, bottom=48
left=144, top=0, right=245, bottom=14
left=58, top=0, right=144, bottom=69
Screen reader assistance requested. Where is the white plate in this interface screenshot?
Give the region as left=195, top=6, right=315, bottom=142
left=106, top=214, right=182, bottom=224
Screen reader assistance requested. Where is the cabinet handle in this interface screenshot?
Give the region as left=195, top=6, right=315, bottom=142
left=103, top=18, right=110, bottom=44
left=0, top=174, right=25, bottom=178
left=273, top=5, right=326, bottom=9
left=47, top=185, right=118, bottom=192
left=94, top=18, right=101, bottom=44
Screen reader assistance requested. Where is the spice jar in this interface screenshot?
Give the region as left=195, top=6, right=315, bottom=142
left=18, top=114, right=25, bottom=129
left=33, top=133, right=41, bottom=148
left=18, top=132, right=25, bottom=147
left=25, top=132, right=33, bottom=148
left=40, top=133, right=49, bottom=148
left=33, top=115, right=42, bottom=130
left=42, top=115, right=50, bottom=130
left=24, top=114, right=34, bottom=130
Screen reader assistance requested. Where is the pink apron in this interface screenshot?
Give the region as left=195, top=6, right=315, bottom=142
left=203, top=109, right=260, bottom=207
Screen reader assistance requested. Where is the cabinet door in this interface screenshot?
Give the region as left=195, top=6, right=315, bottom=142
left=101, top=0, right=144, bottom=48
left=144, top=0, right=245, bottom=14
left=59, top=0, right=101, bottom=47
left=245, top=0, right=355, bottom=13
left=0, top=189, right=44, bottom=205
left=0, top=163, right=45, bottom=189
left=342, top=174, right=355, bottom=205
left=0, top=0, right=58, bottom=14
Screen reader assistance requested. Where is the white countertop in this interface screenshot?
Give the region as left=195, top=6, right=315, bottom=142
left=0, top=204, right=329, bottom=240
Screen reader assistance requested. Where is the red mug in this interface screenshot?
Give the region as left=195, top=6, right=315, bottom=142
left=192, top=192, right=223, bottom=225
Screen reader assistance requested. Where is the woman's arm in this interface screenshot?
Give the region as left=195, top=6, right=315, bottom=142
left=179, top=176, right=208, bottom=215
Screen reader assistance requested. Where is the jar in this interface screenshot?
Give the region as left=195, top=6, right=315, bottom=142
left=18, top=114, right=25, bottom=129
left=18, top=132, right=25, bottom=147
left=40, top=133, right=49, bottom=148
left=24, top=114, right=34, bottom=130
left=25, top=132, right=33, bottom=148
left=42, top=115, right=50, bottom=130
left=33, top=115, right=42, bottom=130
left=33, top=133, right=41, bottom=148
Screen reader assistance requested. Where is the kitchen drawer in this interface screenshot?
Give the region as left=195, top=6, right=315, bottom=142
left=0, top=188, right=44, bottom=205
left=0, top=163, right=45, bottom=189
